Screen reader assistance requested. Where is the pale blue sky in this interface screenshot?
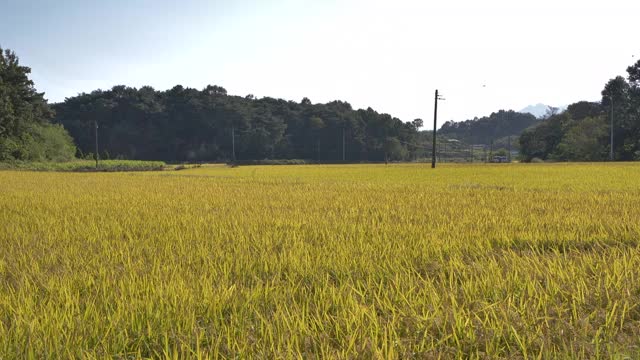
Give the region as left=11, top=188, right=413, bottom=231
left=2, top=0, right=639, bottom=123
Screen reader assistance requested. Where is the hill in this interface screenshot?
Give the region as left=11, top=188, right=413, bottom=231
left=439, top=110, right=540, bottom=146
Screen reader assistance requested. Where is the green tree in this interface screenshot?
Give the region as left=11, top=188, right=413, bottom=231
left=626, top=60, right=640, bottom=159
left=53, top=83, right=421, bottom=162
left=383, top=137, right=407, bottom=162
left=519, top=113, right=570, bottom=161
left=601, top=76, right=633, bottom=160
left=566, top=101, right=602, bottom=121
left=440, top=110, right=539, bottom=145
left=628, top=60, right=640, bottom=85
left=552, top=117, right=608, bottom=161
left=0, top=47, right=75, bottom=161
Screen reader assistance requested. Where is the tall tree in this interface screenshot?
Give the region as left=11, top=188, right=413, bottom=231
left=552, top=117, right=608, bottom=161
left=602, top=76, right=633, bottom=160
left=0, top=47, right=75, bottom=161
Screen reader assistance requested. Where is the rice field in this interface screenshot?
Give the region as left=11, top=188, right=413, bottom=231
left=1, top=163, right=640, bottom=359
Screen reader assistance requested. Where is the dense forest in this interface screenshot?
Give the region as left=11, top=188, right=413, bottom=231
left=520, top=60, right=640, bottom=162
left=52, top=86, right=425, bottom=162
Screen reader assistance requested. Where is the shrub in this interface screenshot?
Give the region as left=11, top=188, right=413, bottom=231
left=0, top=160, right=165, bottom=172
left=0, top=123, right=76, bottom=162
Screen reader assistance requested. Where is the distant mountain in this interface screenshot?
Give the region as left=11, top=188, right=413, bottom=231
left=519, top=103, right=568, bottom=118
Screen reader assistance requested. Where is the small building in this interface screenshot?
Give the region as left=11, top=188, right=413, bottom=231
left=492, top=156, right=509, bottom=163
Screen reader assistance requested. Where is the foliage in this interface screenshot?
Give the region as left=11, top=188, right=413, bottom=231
left=519, top=114, right=567, bottom=161
left=552, top=117, right=609, bottom=161
left=0, top=48, right=76, bottom=161
left=440, top=110, right=539, bottom=145
left=52, top=86, right=422, bottom=162
left=520, top=60, right=640, bottom=162
left=0, top=123, right=76, bottom=162
left=0, top=159, right=165, bottom=172
left=1, top=164, right=640, bottom=358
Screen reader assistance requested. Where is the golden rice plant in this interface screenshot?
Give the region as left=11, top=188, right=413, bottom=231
left=1, top=163, right=639, bottom=358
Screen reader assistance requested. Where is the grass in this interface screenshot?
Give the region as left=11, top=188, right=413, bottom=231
left=0, top=159, right=166, bottom=172
left=1, top=163, right=640, bottom=358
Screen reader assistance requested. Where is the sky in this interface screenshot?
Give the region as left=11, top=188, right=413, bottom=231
left=2, top=0, right=639, bottom=124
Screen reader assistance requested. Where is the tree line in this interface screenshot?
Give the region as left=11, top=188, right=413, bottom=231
left=2, top=47, right=427, bottom=163
left=439, top=110, right=539, bottom=146
left=52, top=85, right=425, bottom=162
left=3, top=45, right=639, bottom=164
left=519, top=60, right=640, bottom=162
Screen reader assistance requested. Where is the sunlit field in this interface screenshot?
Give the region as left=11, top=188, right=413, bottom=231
left=1, top=163, right=640, bottom=358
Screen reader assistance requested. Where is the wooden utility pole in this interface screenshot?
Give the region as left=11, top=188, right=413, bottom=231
left=432, top=90, right=441, bottom=168
left=489, top=139, right=494, bottom=163
left=610, top=97, right=614, bottom=161
left=231, top=125, right=236, bottom=162
left=94, top=120, right=99, bottom=169
left=342, top=127, right=346, bottom=162
left=470, top=144, right=474, bottom=163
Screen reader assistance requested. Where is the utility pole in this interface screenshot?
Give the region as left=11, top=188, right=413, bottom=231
left=231, top=125, right=236, bottom=162
left=432, top=90, right=444, bottom=168
left=470, top=145, right=474, bottom=163
left=94, top=120, right=99, bottom=169
left=610, top=96, right=614, bottom=161
left=489, top=139, right=494, bottom=163
left=506, top=111, right=512, bottom=163
left=342, top=127, right=346, bottom=162
left=443, top=141, right=447, bottom=163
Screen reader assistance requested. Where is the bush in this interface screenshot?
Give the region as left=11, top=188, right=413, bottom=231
left=0, top=137, right=21, bottom=160
left=0, top=160, right=165, bottom=172
left=0, top=123, right=76, bottom=162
